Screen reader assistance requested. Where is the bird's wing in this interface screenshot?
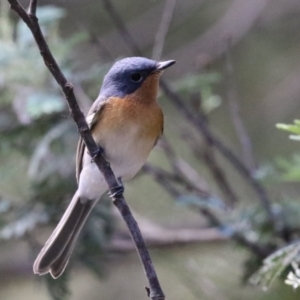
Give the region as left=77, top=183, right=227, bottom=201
left=75, top=96, right=107, bottom=183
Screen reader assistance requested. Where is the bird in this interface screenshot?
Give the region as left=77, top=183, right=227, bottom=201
left=33, top=56, right=175, bottom=279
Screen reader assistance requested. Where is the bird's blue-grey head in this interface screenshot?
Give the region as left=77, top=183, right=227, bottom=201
left=99, top=57, right=175, bottom=98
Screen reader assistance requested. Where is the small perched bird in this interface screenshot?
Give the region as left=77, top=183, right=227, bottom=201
left=33, top=57, right=175, bottom=278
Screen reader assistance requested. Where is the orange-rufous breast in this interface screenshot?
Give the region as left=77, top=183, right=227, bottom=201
left=92, top=72, right=163, bottom=144
left=90, top=73, right=163, bottom=179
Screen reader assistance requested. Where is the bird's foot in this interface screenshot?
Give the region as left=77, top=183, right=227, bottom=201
left=109, top=178, right=124, bottom=198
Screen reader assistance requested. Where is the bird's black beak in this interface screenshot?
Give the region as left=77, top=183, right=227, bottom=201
left=156, top=60, right=176, bottom=71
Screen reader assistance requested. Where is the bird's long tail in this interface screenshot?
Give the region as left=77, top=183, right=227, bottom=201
left=33, top=191, right=96, bottom=278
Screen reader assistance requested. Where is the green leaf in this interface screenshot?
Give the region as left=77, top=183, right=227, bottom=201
left=276, top=155, right=300, bottom=182
left=276, top=120, right=300, bottom=134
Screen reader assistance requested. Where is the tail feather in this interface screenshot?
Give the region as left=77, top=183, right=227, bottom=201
left=49, top=201, right=95, bottom=278
left=33, top=191, right=95, bottom=278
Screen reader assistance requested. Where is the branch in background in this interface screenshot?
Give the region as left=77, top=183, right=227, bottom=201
left=143, top=164, right=221, bottom=231
left=142, top=164, right=182, bottom=198
left=259, top=64, right=300, bottom=124
left=110, top=227, right=226, bottom=252
left=89, top=32, right=114, bottom=61
left=112, top=208, right=228, bottom=251
left=152, top=0, right=177, bottom=61
left=102, top=0, right=142, bottom=56
left=146, top=164, right=270, bottom=258
left=159, top=137, right=211, bottom=195
left=8, top=1, right=164, bottom=299
left=169, top=0, right=270, bottom=70
left=143, top=163, right=210, bottom=200
left=183, top=130, right=238, bottom=207
left=0, top=226, right=226, bottom=276
left=224, top=43, right=256, bottom=173
left=160, top=80, right=277, bottom=228
left=187, top=92, right=238, bottom=207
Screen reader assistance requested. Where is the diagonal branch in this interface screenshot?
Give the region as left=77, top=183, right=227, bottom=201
left=142, top=164, right=182, bottom=198
left=187, top=93, right=238, bottom=206
left=224, top=43, right=256, bottom=173
left=7, top=1, right=164, bottom=299
left=159, top=80, right=277, bottom=228
left=183, top=130, right=238, bottom=207
left=159, top=137, right=211, bottom=195
left=148, top=162, right=271, bottom=258
left=152, top=0, right=177, bottom=61
left=102, top=0, right=142, bottom=56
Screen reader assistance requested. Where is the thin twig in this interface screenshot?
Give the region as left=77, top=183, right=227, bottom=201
left=110, top=227, right=226, bottom=252
left=89, top=32, right=114, bottom=61
left=8, top=1, right=164, bottom=299
left=143, top=163, right=208, bottom=197
left=142, top=164, right=182, bottom=198
left=152, top=0, right=176, bottom=61
left=148, top=164, right=270, bottom=258
left=224, top=42, right=256, bottom=173
left=183, top=131, right=238, bottom=207
left=168, top=0, right=269, bottom=69
left=186, top=93, right=238, bottom=207
left=159, top=137, right=210, bottom=195
left=102, top=0, right=142, bottom=56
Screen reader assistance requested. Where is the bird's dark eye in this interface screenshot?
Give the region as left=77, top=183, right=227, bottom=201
left=131, top=72, right=143, bottom=83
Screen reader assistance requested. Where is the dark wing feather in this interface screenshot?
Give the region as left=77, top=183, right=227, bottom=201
left=75, top=95, right=107, bottom=183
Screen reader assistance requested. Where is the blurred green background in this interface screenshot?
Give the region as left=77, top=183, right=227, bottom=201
left=2, top=0, right=300, bottom=299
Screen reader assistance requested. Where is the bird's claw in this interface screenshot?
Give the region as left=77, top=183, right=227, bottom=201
left=109, top=180, right=124, bottom=198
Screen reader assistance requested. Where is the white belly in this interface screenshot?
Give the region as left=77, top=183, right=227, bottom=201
left=77, top=122, right=155, bottom=200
